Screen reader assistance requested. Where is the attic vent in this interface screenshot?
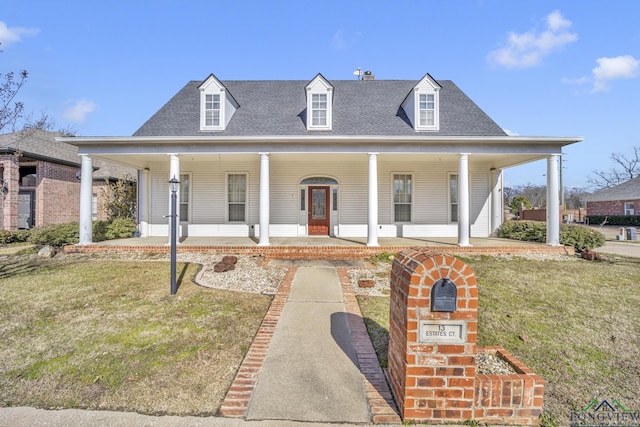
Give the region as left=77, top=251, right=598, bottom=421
left=363, top=71, right=375, bottom=80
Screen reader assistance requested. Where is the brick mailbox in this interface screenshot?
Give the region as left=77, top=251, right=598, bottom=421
left=388, top=248, right=544, bottom=425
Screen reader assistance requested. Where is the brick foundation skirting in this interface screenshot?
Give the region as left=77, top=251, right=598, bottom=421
left=64, top=244, right=574, bottom=259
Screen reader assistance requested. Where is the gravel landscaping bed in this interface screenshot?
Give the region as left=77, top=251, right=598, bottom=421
left=349, top=252, right=578, bottom=296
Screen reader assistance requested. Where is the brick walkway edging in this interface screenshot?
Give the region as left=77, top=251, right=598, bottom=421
left=218, top=266, right=297, bottom=417
left=337, top=267, right=403, bottom=424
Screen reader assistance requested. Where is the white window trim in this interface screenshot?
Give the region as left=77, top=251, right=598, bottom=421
left=200, top=90, right=225, bottom=131
left=624, top=201, right=635, bottom=216
left=414, top=89, right=439, bottom=131
left=91, top=193, right=98, bottom=222
left=448, top=173, right=458, bottom=224
left=307, top=89, right=332, bottom=130
left=179, top=173, right=191, bottom=224
left=311, top=93, right=328, bottom=127
left=226, top=172, right=249, bottom=223
left=392, top=172, right=414, bottom=224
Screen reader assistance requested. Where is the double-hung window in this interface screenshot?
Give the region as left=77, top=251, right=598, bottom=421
left=180, top=173, right=190, bottom=222
left=205, top=94, right=221, bottom=127
left=393, top=174, right=412, bottom=222
left=449, top=174, right=458, bottom=223
left=91, top=194, right=98, bottom=221
left=228, top=174, right=247, bottom=222
left=311, top=93, right=327, bottom=127
left=419, top=94, right=435, bottom=127
left=625, top=202, right=635, bottom=216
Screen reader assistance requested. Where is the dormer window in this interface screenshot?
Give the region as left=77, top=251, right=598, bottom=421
left=312, top=93, right=328, bottom=126
left=305, top=73, right=333, bottom=131
left=401, top=73, right=441, bottom=132
left=205, top=94, right=221, bottom=127
left=198, top=73, right=238, bottom=131
left=419, top=94, right=435, bottom=127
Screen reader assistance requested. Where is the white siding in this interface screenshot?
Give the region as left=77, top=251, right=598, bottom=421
left=146, top=153, right=493, bottom=238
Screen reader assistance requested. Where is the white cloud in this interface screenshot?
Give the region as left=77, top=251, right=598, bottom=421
left=0, top=21, right=39, bottom=47
left=561, top=76, right=589, bottom=85
left=62, top=100, right=97, bottom=123
left=487, top=10, right=578, bottom=69
left=331, top=30, right=362, bottom=51
left=592, top=55, right=640, bottom=92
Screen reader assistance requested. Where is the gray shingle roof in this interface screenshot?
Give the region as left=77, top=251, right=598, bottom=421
left=584, top=176, right=640, bottom=202
left=0, top=129, right=136, bottom=180
left=134, top=78, right=507, bottom=137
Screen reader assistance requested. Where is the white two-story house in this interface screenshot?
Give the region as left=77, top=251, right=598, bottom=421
left=62, top=72, right=581, bottom=246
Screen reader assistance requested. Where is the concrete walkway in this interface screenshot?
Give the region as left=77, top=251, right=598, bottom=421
left=246, top=266, right=370, bottom=423
left=246, top=267, right=370, bottom=423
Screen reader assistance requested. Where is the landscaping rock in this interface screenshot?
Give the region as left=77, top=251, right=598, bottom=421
left=221, top=255, right=238, bottom=265
left=38, top=246, right=55, bottom=259
left=358, top=279, right=375, bottom=288
left=581, top=250, right=597, bottom=261
left=213, top=260, right=236, bottom=273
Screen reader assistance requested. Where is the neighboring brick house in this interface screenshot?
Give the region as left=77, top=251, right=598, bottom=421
left=0, top=129, right=135, bottom=230
left=584, top=176, right=640, bottom=217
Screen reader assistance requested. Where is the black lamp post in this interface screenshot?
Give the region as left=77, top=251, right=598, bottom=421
left=169, top=175, right=180, bottom=295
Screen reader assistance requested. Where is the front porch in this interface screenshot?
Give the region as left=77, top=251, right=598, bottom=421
left=64, top=236, right=574, bottom=259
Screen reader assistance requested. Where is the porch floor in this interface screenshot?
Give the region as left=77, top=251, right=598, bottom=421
left=95, top=235, right=542, bottom=248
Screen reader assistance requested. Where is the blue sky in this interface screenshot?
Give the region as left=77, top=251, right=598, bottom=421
left=2, top=0, right=639, bottom=190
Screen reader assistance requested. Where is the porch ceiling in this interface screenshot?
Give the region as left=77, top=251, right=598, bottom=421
left=82, top=152, right=550, bottom=172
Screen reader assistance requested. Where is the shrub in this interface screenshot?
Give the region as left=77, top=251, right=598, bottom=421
left=0, top=230, right=15, bottom=245
left=499, top=220, right=605, bottom=251
left=0, top=229, right=32, bottom=245
left=14, top=229, right=31, bottom=243
left=104, top=218, right=137, bottom=240
left=92, top=220, right=110, bottom=242
left=29, top=223, right=79, bottom=247
left=498, top=220, right=546, bottom=242
left=560, top=223, right=605, bottom=252
left=104, top=176, right=137, bottom=221
left=586, top=215, right=640, bottom=227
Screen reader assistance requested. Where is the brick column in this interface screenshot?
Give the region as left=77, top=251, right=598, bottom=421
left=1, top=156, right=20, bottom=231
left=388, top=248, right=478, bottom=423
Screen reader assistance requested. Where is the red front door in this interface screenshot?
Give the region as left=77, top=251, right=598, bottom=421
left=308, top=186, right=330, bottom=235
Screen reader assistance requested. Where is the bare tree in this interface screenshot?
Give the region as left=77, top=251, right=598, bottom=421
left=588, top=146, right=640, bottom=189
left=0, top=69, right=28, bottom=132
left=564, top=187, right=588, bottom=210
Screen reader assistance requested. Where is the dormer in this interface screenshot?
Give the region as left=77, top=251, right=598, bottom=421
left=401, top=73, right=441, bottom=132
left=305, top=74, right=334, bottom=131
left=198, top=74, right=238, bottom=131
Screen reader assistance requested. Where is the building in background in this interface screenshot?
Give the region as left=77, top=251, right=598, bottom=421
left=0, top=130, right=135, bottom=230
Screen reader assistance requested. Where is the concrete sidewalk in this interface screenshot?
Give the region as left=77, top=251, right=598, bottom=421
left=0, top=406, right=383, bottom=427
left=245, top=266, right=370, bottom=423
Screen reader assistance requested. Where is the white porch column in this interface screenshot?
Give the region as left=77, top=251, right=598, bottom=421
left=258, top=153, right=270, bottom=246
left=168, top=154, right=180, bottom=245
left=367, top=153, right=379, bottom=247
left=490, top=168, right=503, bottom=237
left=458, top=153, right=471, bottom=247
left=546, top=154, right=561, bottom=246
left=78, top=155, right=93, bottom=245
left=138, top=168, right=150, bottom=237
